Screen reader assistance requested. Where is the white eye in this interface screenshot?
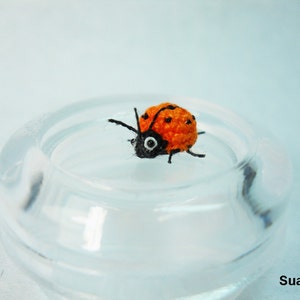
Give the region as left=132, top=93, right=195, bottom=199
left=144, top=136, right=158, bottom=151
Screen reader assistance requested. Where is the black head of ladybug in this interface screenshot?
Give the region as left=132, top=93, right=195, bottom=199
left=108, top=107, right=168, bottom=159
left=130, top=130, right=168, bottom=158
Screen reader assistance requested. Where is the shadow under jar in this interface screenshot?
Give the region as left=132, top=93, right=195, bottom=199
left=0, top=96, right=292, bottom=300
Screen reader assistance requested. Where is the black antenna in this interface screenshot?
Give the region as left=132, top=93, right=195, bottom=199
left=134, top=108, right=141, bottom=133
left=148, top=105, right=177, bottom=130
left=108, top=118, right=138, bottom=133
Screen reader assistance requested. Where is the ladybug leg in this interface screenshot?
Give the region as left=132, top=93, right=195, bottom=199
left=127, top=138, right=135, bottom=144
left=187, top=149, right=206, bottom=158
left=198, top=131, right=205, bottom=135
left=168, top=153, right=173, bottom=164
left=168, top=149, right=180, bottom=164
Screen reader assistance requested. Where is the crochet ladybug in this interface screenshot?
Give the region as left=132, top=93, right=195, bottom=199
left=108, top=102, right=205, bottom=163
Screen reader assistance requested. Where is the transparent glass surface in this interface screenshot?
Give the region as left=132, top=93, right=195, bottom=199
left=0, top=96, right=292, bottom=300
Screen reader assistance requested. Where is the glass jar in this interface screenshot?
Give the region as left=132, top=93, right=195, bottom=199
left=0, top=96, right=292, bottom=300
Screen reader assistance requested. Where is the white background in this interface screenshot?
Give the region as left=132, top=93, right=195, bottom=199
left=0, top=1, right=299, bottom=299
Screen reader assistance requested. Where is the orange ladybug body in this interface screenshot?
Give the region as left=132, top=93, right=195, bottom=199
left=108, top=102, right=205, bottom=163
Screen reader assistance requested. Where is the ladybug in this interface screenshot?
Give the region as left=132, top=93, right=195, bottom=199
left=108, top=102, right=205, bottom=163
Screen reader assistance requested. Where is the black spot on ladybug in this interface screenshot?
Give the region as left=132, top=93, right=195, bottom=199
left=165, top=117, right=172, bottom=123
left=192, top=115, right=196, bottom=120
left=186, top=119, right=192, bottom=125
left=142, top=113, right=149, bottom=120
left=167, top=105, right=176, bottom=110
